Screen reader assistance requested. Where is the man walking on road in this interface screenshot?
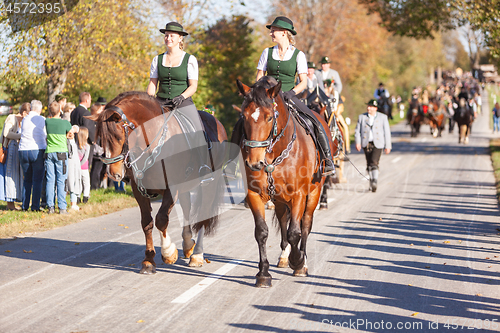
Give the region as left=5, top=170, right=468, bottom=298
left=355, top=99, right=392, bottom=192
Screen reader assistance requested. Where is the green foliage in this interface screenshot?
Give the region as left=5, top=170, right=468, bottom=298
left=189, top=15, right=258, bottom=133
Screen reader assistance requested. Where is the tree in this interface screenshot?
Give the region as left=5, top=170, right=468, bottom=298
left=0, top=0, right=154, bottom=106
left=358, top=0, right=500, bottom=58
left=189, top=15, right=258, bottom=132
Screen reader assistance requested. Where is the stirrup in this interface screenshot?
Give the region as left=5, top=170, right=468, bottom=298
left=322, top=159, right=336, bottom=176
left=199, top=165, right=214, bottom=186
left=222, top=160, right=238, bottom=180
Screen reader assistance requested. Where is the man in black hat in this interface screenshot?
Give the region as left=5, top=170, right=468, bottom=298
left=315, top=56, right=342, bottom=94
left=306, top=61, right=319, bottom=92
left=354, top=99, right=392, bottom=192
left=96, top=97, right=107, bottom=105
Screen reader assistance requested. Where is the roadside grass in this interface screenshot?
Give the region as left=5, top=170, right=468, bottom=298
left=491, top=138, right=500, bottom=206
left=0, top=186, right=138, bottom=240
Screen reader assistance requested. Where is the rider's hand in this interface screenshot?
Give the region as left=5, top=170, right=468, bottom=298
left=283, top=90, right=296, bottom=100
left=172, top=95, right=185, bottom=107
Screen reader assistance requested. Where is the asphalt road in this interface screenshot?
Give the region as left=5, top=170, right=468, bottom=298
left=0, top=98, right=499, bottom=333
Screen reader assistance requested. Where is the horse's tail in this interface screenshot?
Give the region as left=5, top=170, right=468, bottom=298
left=191, top=174, right=225, bottom=236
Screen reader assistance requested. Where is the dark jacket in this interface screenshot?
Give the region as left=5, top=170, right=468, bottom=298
left=71, top=105, right=96, bottom=144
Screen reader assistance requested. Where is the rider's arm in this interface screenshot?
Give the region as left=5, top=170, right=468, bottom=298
left=180, top=55, right=198, bottom=99
left=181, top=79, right=198, bottom=99
left=292, top=73, right=307, bottom=95
left=332, top=70, right=342, bottom=94
left=256, top=70, right=265, bottom=82
left=147, top=79, right=158, bottom=96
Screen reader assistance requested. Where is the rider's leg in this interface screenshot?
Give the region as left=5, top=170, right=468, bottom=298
left=289, top=95, right=335, bottom=176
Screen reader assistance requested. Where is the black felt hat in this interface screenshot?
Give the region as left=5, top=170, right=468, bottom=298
left=96, top=97, right=107, bottom=105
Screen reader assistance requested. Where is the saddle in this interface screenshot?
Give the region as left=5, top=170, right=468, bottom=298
left=284, top=99, right=320, bottom=151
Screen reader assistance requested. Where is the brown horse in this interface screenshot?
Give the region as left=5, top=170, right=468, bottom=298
left=408, top=97, right=424, bottom=137
left=236, top=77, right=335, bottom=287
left=427, top=97, right=446, bottom=138
left=87, top=91, right=228, bottom=274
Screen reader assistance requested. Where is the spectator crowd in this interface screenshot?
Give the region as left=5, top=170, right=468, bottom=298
left=0, top=92, right=125, bottom=214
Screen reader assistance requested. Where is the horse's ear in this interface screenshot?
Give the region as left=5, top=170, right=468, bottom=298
left=105, top=111, right=122, bottom=123
left=232, top=104, right=242, bottom=113
left=267, top=81, right=282, bottom=99
left=236, top=79, right=251, bottom=96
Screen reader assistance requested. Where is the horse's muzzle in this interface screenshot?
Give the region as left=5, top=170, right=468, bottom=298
left=245, top=159, right=265, bottom=171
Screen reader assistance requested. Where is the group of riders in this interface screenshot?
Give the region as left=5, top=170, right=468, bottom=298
left=407, top=73, right=481, bottom=138
left=146, top=17, right=350, bottom=183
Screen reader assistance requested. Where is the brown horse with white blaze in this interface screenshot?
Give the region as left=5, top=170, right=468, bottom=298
left=236, top=77, right=335, bottom=287
left=87, top=91, right=228, bottom=274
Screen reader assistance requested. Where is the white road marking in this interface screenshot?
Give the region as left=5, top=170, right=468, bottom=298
left=171, top=259, right=243, bottom=304
left=421, top=137, right=427, bottom=142
left=392, top=156, right=402, bottom=163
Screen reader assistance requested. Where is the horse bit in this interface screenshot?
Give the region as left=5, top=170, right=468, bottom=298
left=242, top=99, right=297, bottom=201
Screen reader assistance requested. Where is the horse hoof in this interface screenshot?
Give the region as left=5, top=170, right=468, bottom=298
left=183, top=241, right=196, bottom=259
left=288, top=259, right=305, bottom=271
left=139, top=262, right=156, bottom=274
left=188, top=254, right=204, bottom=267
left=255, top=275, right=272, bottom=288
left=293, top=266, right=308, bottom=277
left=277, top=257, right=288, bottom=268
left=162, top=248, right=178, bottom=265
left=319, top=203, right=328, bottom=210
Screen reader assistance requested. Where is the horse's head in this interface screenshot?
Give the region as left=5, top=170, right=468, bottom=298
left=86, top=92, right=161, bottom=182
left=236, top=77, right=282, bottom=171
left=87, top=107, right=129, bottom=181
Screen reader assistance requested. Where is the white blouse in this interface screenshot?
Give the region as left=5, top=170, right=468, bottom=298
left=257, top=45, right=308, bottom=75
left=149, top=52, right=198, bottom=80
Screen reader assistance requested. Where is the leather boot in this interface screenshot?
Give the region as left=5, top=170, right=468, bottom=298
left=316, top=126, right=335, bottom=176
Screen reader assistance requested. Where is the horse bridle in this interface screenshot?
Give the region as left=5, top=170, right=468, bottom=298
left=99, top=105, right=136, bottom=165
left=241, top=97, right=297, bottom=201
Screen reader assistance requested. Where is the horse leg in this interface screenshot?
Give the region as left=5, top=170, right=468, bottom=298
left=188, top=226, right=205, bottom=267
left=287, top=195, right=307, bottom=272
left=275, top=202, right=290, bottom=268
left=319, top=184, right=328, bottom=210
left=179, top=192, right=196, bottom=259
left=130, top=180, right=156, bottom=274
left=247, top=191, right=272, bottom=287
left=156, top=190, right=178, bottom=265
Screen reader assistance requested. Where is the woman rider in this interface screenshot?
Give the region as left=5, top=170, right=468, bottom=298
left=224, top=16, right=335, bottom=177
left=147, top=22, right=212, bottom=183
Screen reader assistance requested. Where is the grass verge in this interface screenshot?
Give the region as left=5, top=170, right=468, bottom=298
left=0, top=186, right=138, bottom=240
left=491, top=138, right=500, bottom=206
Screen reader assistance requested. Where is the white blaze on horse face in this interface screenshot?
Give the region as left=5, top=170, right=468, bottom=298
left=251, top=107, right=260, bottom=122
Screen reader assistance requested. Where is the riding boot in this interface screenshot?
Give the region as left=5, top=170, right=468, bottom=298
left=316, top=126, right=336, bottom=176
left=199, top=133, right=214, bottom=186
left=223, top=118, right=244, bottom=180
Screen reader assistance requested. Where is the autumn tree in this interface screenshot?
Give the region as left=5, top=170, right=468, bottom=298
left=188, top=15, right=258, bottom=132
left=0, top=0, right=154, bottom=106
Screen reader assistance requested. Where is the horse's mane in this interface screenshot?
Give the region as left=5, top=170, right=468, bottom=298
left=96, top=91, right=162, bottom=150
left=241, top=76, right=278, bottom=111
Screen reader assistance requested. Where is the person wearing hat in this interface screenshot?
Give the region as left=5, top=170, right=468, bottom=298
left=315, top=56, right=343, bottom=94
left=354, top=99, right=392, bottom=192
left=306, top=61, right=319, bottom=92
left=225, top=16, right=335, bottom=178
left=146, top=21, right=213, bottom=183
left=95, top=97, right=107, bottom=106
